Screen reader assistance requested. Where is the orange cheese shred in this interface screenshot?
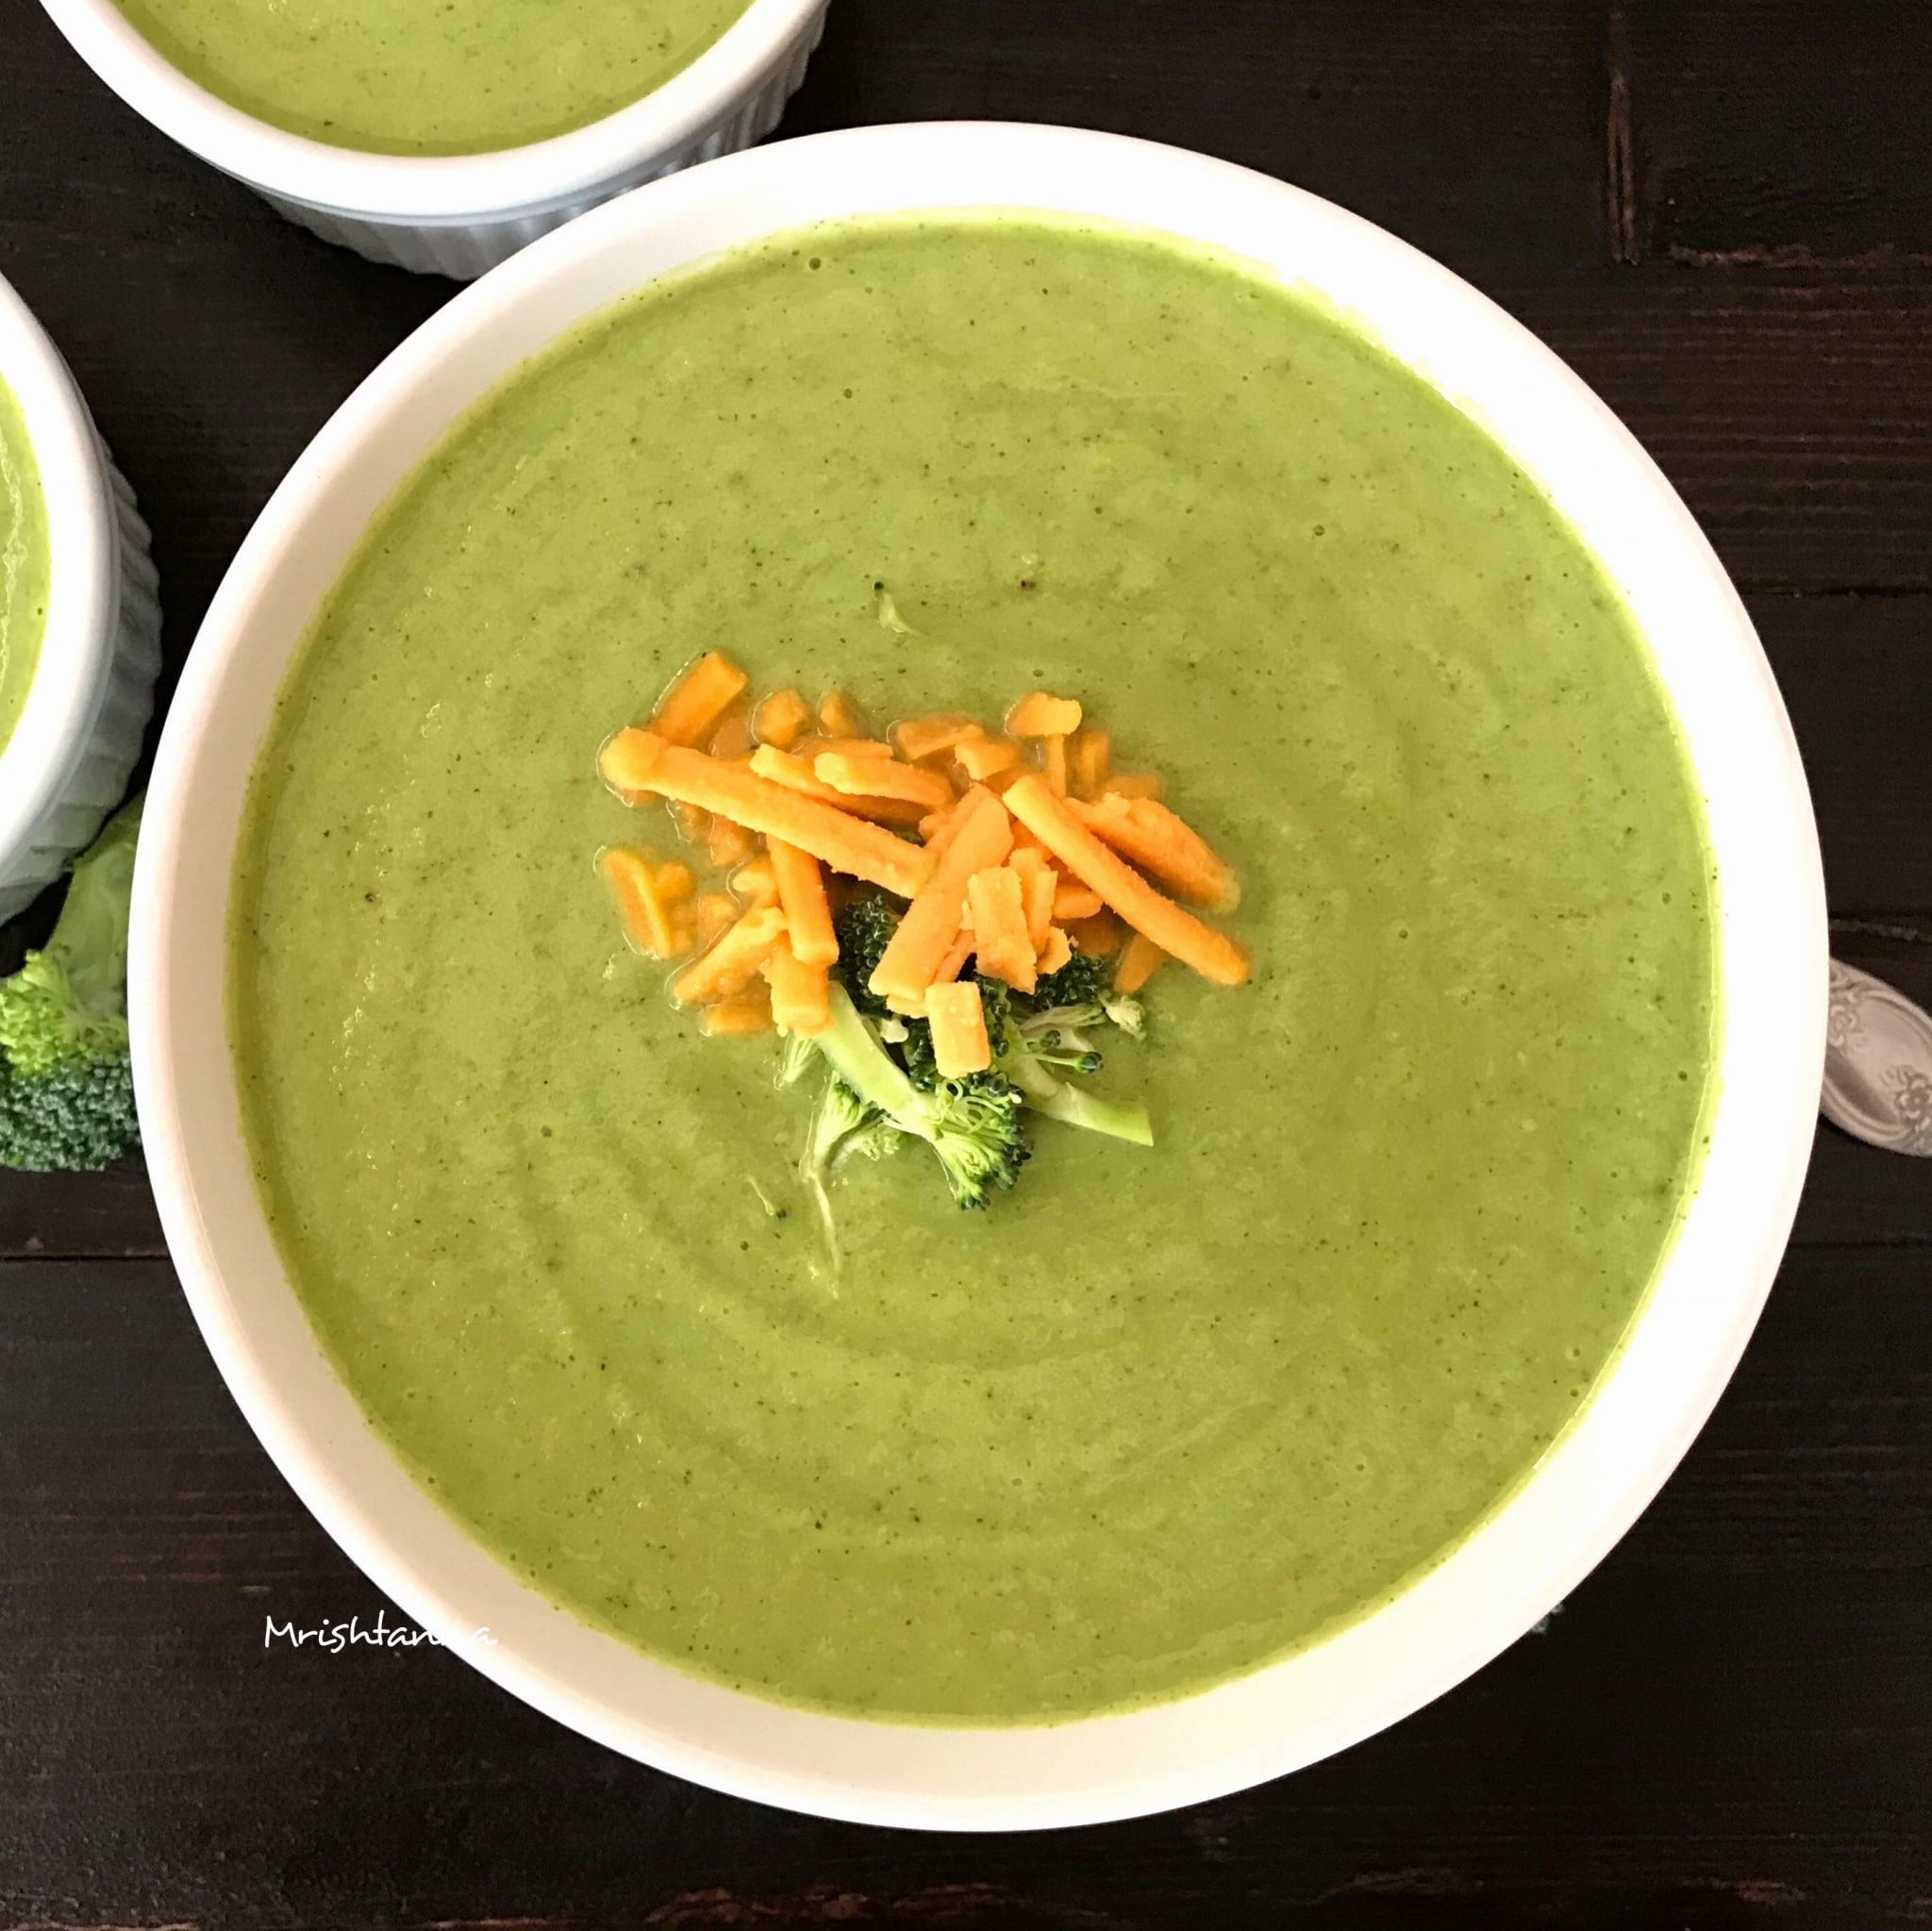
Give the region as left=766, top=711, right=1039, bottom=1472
left=926, top=980, right=992, bottom=1076
left=1035, top=925, right=1074, bottom=976
left=672, top=905, right=788, bottom=1005
left=602, top=731, right=933, bottom=898
left=1068, top=727, right=1110, bottom=799
left=869, top=788, right=1013, bottom=1003
left=818, top=689, right=867, bottom=737
left=1008, top=846, right=1058, bottom=952
left=1052, top=876, right=1104, bottom=923
left=694, top=892, right=739, bottom=946
left=892, top=712, right=984, bottom=764
left=1070, top=793, right=1240, bottom=912
left=1043, top=733, right=1071, bottom=797
left=653, top=859, right=695, bottom=903
left=1004, top=774, right=1248, bottom=987
left=814, top=752, right=955, bottom=813
left=701, top=981, right=775, bottom=1036
left=1006, top=691, right=1083, bottom=739
left=706, top=706, right=756, bottom=760
left=745, top=744, right=929, bottom=829
left=965, top=863, right=1037, bottom=994
left=600, top=846, right=685, bottom=959
left=1113, top=931, right=1167, bottom=994
left=931, top=922, right=976, bottom=988
left=768, top=839, right=839, bottom=967
left=761, top=935, right=833, bottom=1036
left=731, top=853, right=780, bottom=907
left=753, top=687, right=813, bottom=750
left=707, top=814, right=758, bottom=869
left=1066, top=910, right=1124, bottom=957
left=651, top=651, right=749, bottom=747
left=955, top=736, right=1024, bottom=783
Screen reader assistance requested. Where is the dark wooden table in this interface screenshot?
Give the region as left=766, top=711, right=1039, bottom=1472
left=3, top=3, right=1928, bottom=1924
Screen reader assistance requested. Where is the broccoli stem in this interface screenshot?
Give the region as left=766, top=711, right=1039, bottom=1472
left=1024, top=1081, right=1155, bottom=1146
left=995, top=1018, right=1154, bottom=1146
left=815, top=983, right=928, bottom=1128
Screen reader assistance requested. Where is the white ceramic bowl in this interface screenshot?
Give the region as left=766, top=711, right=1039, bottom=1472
left=38, top=0, right=830, bottom=278
left=0, top=274, right=159, bottom=923
left=130, top=123, right=1826, bottom=1829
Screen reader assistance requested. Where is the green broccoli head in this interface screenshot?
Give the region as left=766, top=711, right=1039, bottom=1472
left=0, top=1054, right=139, bottom=1171
left=806, top=1074, right=903, bottom=1182
left=1031, top=944, right=1113, bottom=1012
left=801, top=924, right=1147, bottom=1219
left=830, top=892, right=904, bottom=1016
left=0, top=793, right=143, bottom=1171
left=974, top=974, right=1015, bottom=1038
left=807, top=982, right=1030, bottom=1210
left=923, top=1072, right=1030, bottom=1208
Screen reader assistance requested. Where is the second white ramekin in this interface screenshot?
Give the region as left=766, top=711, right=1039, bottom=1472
left=0, top=273, right=160, bottom=923
left=37, top=0, right=830, bottom=278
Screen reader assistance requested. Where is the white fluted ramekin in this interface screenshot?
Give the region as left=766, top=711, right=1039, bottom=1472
left=0, top=274, right=159, bottom=924
left=132, top=125, right=1824, bottom=1829
left=37, top=0, right=830, bottom=278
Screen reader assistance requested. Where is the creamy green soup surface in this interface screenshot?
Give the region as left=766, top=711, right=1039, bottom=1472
left=108, top=0, right=751, bottom=154
left=230, top=217, right=1718, bottom=1723
left=0, top=375, right=50, bottom=757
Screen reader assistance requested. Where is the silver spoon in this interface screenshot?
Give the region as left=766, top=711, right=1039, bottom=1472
left=1822, top=958, right=1932, bottom=1157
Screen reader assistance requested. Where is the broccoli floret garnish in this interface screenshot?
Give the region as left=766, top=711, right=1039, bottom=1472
left=830, top=893, right=903, bottom=1017
left=903, top=971, right=1150, bottom=1144
left=797, top=893, right=1149, bottom=1239
left=801, top=983, right=1028, bottom=1212
left=784, top=974, right=1028, bottom=1262
left=798, top=1070, right=907, bottom=1273
left=0, top=795, right=143, bottom=1171
left=1031, top=946, right=1110, bottom=1010
left=1017, top=1018, right=1104, bottom=1074
left=980, top=974, right=1154, bottom=1147
left=1031, top=944, right=1145, bottom=1037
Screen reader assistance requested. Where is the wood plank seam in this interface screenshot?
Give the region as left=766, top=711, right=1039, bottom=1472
left=1605, top=4, right=1640, bottom=266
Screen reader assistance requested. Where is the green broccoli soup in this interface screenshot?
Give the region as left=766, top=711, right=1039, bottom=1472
left=107, top=0, right=751, bottom=155
left=0, top=375, right=50, bottom=757
left=229, top=217, right=1718, bottom=1723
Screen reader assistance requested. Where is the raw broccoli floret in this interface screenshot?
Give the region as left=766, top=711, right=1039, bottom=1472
left=0, top=1056, right=139, bottom=1171
left=0, top=794, right=143, bottom=1171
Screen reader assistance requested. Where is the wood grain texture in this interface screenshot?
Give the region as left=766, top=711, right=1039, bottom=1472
left=785, top=0, right=1618, bottom=280
left=1510, top=266, right=1932, bottom=593
left=0, top=0, right=1927, bottom=1922
left=1623, top=0, right=1932, bottom=264
left=0, top=1255, right=1925, bottom=1928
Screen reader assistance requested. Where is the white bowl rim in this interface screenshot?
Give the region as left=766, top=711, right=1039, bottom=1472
left=37, top=0, right=827, bottom=221
left=129, top=121, right=1828, bottom=1831
left=0, top=272, right=118, bottom=878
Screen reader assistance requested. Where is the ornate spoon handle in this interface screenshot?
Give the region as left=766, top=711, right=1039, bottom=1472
left=1822, top=959, right=1932, bottom=1157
